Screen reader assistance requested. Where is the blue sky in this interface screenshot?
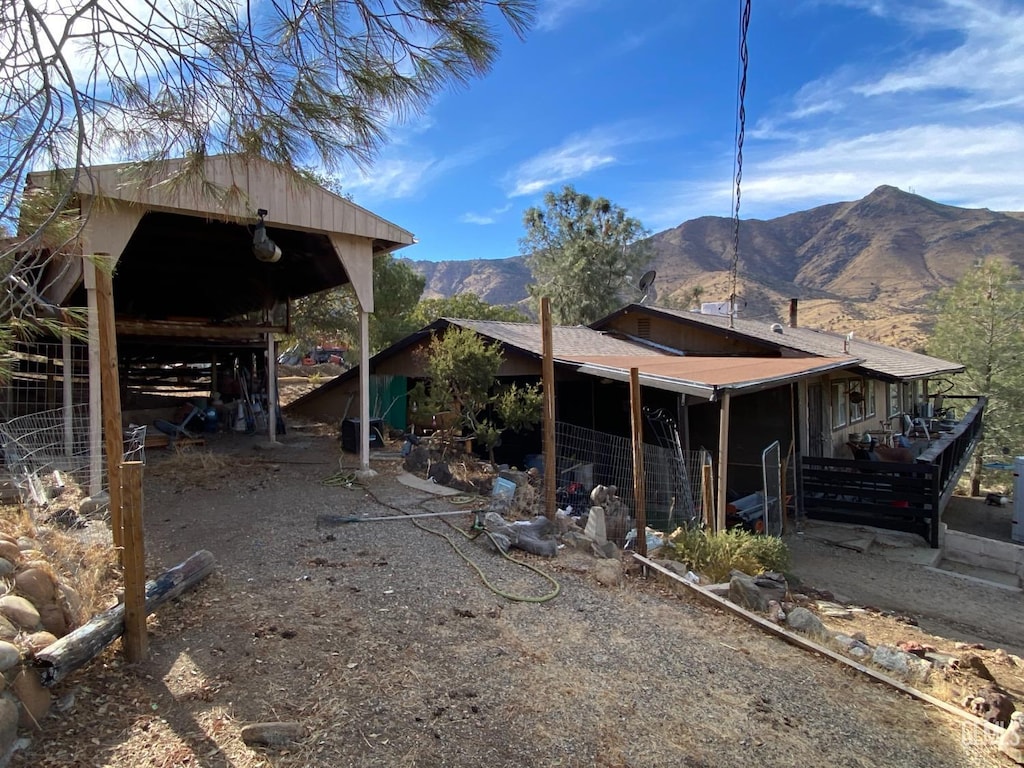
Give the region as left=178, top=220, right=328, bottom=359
left=338, top=0, right=1024, bottom=263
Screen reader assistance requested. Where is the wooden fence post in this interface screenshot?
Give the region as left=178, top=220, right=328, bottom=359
left=629, top=368, right=646, bottom=556
left=93, top=259, right=124, bottom=555
left=120, top=461, right=148, bottom=662
left=541, top=298, right=556, bottom=520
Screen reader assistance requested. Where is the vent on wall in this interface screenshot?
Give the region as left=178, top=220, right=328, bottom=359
left=637, top=317, right=651, bottom=339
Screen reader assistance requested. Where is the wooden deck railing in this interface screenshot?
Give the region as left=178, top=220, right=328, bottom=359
left=798, top=396, right=985, bottom=548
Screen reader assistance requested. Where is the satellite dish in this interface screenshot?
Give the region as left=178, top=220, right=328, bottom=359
left=638, top=270, right=657, bottom=303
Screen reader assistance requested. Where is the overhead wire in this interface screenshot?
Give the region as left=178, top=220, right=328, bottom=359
left=729, top=0, right=752, bottom=329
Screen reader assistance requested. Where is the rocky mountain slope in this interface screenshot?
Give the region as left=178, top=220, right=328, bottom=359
left=408, top=186, right=1024, bottom=348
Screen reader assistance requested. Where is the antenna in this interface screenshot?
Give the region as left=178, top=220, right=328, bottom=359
left=638, top=270, right=657, bottom=304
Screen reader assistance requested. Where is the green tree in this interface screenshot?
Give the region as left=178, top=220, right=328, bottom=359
left=520, top=185, right=650, bottom=325
left=290, top=253, right=425, bottom=357
left=928, top=260, right=1024, bottom=494
left=411, top=328, right=541, bottom=461
left=410, top=293, right=528, bottom=327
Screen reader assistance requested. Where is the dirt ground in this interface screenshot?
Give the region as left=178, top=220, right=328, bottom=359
left=2, top=420, right=1020, bottom=767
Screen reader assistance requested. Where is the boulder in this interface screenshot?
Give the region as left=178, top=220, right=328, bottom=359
left=240, top=721, right=305, bottom=747
left=402, top=446, right=429, bottom=473
left=591, top=540, right=619, bottom=560
left=11, top=668, right=50, bottom=729
left=0, top=596, right=40, bottom=631
left=38, top=603, right=67, bottom=637
left=426, top=462, right=452, bottom=487
left=592, top=559, right=623, bottom=587
left=14, top=568, right=56, bottom=608
left=0, top=542, right=20, bottom=565
left=0, top=642, right=20, bottom=672
left=962, top=688, right=1016, bottom=727
left=729, top=572, right=768, bottom=612
left=785, top=607, right=828, bottom=640
left=498, top=469, right=529, bottom=487
left=583, top=507, right=607, bottom=544
left=22, top=631, right=58, bottom=656
left=0, top=697, right=17, bottom=761
left=0, top=616, right=17, bottom=642
left=872, top=645, right=931, bottom=682
left=1000, top=711, right=1024, bottom=764
left=753, top=572, right=788, bottom=603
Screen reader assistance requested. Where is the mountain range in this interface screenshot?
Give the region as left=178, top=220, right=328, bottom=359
left=406, top=186, right=1024, bottom=349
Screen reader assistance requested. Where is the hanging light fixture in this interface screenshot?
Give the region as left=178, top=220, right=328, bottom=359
left=253, top=208, right=281, bottom=263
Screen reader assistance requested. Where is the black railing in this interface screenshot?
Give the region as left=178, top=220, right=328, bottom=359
left=798, top=396, right=985, bottom=548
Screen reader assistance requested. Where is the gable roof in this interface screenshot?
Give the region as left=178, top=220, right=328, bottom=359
left=594, top=304, right=963, bottom=381
left=447, top=318, right=665, bottom=358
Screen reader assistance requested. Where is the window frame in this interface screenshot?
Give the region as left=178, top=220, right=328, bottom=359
left=831, top=380, right=849, bottom=429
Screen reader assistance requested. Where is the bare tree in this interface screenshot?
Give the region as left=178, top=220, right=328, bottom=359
left=0, top=0, right=533, bottom=321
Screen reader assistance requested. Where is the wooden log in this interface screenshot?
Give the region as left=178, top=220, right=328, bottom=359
left=34, top=550, right=216, bottom=686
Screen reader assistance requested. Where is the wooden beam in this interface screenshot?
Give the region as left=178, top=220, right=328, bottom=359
left=541, top=298, right=556, bottom=520
left=629, top=368, right=647, bottom=556
left=84, top=260, right=103, bottom=496
left=116, top=319, right=286, bottom=339
left=62, top=334, right=73, bottom=459
left=359, top=309, right=370, bottom=470
left=716, top=391, right=731, bottom=533
left=120, top=461, right=147, bottom=662
left=632, top=553, right=1004, bottom=738
left=93, top=258, right=124, bottom=553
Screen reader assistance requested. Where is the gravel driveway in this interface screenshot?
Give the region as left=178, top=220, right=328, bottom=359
left=11, top=431, right=1007, bottom=767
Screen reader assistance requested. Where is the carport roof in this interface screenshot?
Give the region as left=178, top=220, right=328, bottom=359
left=560, top=354, right=859, bottom=399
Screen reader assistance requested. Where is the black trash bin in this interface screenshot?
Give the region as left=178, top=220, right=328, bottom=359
left=340, top=417, right=384, bottom=453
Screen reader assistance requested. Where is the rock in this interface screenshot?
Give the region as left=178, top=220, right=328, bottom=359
left=924, top=651, right=958, bottom=669
left=0, top=596, right=40, bottom=631
left=897, top=641, right=928, bottom=657
left=584, top=507, right=607, bottom=544
left=0, top=642, right=20, bottom=672
left=58, top=582, right=83, bottom=628
left=0, top=560, right=13, bottom=578
left=38, top=603, right=67, bottom=637
left=729, top=572, right=768, bottom=612
left=15, top=538, right=38, bottom=552
left=1000, top=711, right=1024, bottom=764
left=402, top=446, right=429, bottom=473
left=956, top=641, right=987, bottom=651
left=815, top=600, right=852, bottom=619
left=872, top=645, right=931, bottom=681
left=848, top=645, right=869, bottom=659
left=705, top=583, right=731, bottom=597
left=958, top=653, right=996, bottom=681
left=592, top=559, right=623, bottom=587
left=426, top=462, right=452, bottom=487
left=554, top=512, right=579, bottom=534
left=962, top=688, right=1016, bottom=727
left=753, top=572, right=788, bottom=603
left=0, top=542, right=20, bottom=564
left=0, top=616, right=17, bottom=642
left=239, top=721, right=306, bottom=747
left=22, top=631, right=58, bottom=656
left=14, top=568, right=56, bottom=608
left=0, top=697, right=17, bottom=760
left=833, top=633, right=872, bottom=658
left=10, top=668, right=50, bottom=729
left=79, top=492, right=109, bottom=516
left=766, top=600, right=785, bottom=623
left=591, top=540, right=619, bottom=560
left=785, top=607, right=828, bottom=640
left=560, top=531, right=593, bottom=551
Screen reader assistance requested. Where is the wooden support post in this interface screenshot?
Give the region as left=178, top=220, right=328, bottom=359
left=62, top=333, right=74, bottom=458
left=267, top=334, right=277, bottom=443
left=359, top=309, right=371, bottom=470
left=93, top=258, right=124, bottom=553
left=120, top=461, right=147, bottom=662
left=629, top=368, right=647, bottom=556
left=84, top=261, right=103, bottom=496
left=701, top=462, right=714, bottom=530
left=716, top=391, right=731, bottom=533
left=541, top=297, right=556, bottom=520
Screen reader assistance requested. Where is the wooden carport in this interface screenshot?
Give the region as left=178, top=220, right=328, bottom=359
left=26, top=155, right=414, bottom=486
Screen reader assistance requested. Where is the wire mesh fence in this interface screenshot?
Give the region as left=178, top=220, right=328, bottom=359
left=554, top=419, right=710, bottom=532
left=1, top=339, right=90, bottom=421
left=0, top=404, right=146, bottom=507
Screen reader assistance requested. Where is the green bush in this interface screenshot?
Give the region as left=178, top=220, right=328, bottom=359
left=663, top=528, right=789, bottom=584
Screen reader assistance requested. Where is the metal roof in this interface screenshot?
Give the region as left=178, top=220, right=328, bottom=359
left=445, top=319, right=663, bottom=358
left=560, top=354, right=859, bottom=400
left=599, top=305, right=963, bottom=381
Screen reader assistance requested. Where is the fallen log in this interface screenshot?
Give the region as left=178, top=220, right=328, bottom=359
left=34, top=549, right=216, bottom=687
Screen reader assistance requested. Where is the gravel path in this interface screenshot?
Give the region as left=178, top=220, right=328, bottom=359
left=11, top=432, right=1007, bottom=766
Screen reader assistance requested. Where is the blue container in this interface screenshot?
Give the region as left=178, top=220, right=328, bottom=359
left=204, top=407, right=219, bottom=433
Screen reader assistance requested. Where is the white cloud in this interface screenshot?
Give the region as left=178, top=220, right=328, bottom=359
left=460, top=212, right=496, bottom=225
left=536, top=0, right=597, bottom=31
left=504, top=125, right=660, bottom=198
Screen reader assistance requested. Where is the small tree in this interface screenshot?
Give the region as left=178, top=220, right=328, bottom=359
left=410, top=293, right=528, bottom=327
left=520, top=185, right=650, bottom=325
left=928, top=260, right=1024, bottom=494
left=411, top=328, right=541, bottom=461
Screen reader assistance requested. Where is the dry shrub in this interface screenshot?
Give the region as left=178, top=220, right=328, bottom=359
left=662, top=527, right=790, bottom=583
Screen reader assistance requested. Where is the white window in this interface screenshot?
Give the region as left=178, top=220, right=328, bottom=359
left=849, top=380, right=864, bottom=423
left=831, top=380, right=849, bottom=429
left=865, top=380, right=876, bottom=419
